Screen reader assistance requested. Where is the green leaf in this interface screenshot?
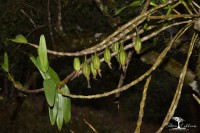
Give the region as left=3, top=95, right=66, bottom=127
left=1, top=52, right=9, bottom=72
left=30, top=55, right=60, bottom=82
left=161, top=0, right=168, bottom=3
left=61, top=85, right=71, bottom=124
left=43, top=78, right=56, bottom=107
left=143, top=23, right=148, bottom=30
left=38, top=35, right=49, bottom=72
left=49, top=94, right=58, bottom=125
left=56, top=94, right=64, bottom=131
left=30, top=55, right=46, bottom=79
left=114, top=6, right=128, bottom=16
left=10, top=34, right=28, bottom=44
left=30, top=55, right=39, bottom=69
left=150, top=1, right=157, bottom=7
left=129, top=1, right=141, bottom=7
left=167, top=8, right=172, bottom=15
left=134, top=35, right=142, bottom=54
left=47, top=67, right=60, bottom=83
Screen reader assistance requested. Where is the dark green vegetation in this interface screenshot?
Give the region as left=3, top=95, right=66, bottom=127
left=0, top=0, right=200, bottom=132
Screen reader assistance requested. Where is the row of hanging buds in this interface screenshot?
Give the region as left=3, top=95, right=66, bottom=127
left=73, top=49, right=102, bottom=88
left=73, top=31, right=142, bottom=88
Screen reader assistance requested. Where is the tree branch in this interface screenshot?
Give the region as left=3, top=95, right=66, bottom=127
left=134, top=76, right=151, bottom=133
left=156, top=32, right=198, bottom=133
left=26, top=1, right=179, bottom=57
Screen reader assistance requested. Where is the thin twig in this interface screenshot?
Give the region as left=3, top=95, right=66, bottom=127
left=156, top=33, right=198, bottom=133
left=134, top=76, right=151, bottom=133
left=192, top=94, right=200, bottom=104
left=69, top=129, right=75, bottom=133
left=141, top=0, right=151, bottom=14
left=27, top=25, right=46, bottom=37
left=147, top=14, right=199, bottom=20
left=84, top=119, right=98, bottom=133
left=47, top=0, right=55, bottom=49
left=56, top=0, right=63, bottom=31
left=192, top=1, right=200, bottom=10
left=114, top=51, right=134, bottom=108
left=20, top=9, right=37, bottom=28
left=189, top=2, right=199, bottom=14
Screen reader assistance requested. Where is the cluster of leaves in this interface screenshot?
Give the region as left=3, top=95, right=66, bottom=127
left=2, top=35, right=71, bottom=131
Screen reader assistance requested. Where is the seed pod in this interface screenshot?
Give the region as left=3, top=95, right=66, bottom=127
left=92, top=53, right=101, bottom=77
left=90, top=62, right=97, bottom=79
left=116, top=52, right=120, bottom=63
left=104, top=47, right=112, bottom=69
left=119, top=44, right=127, bottom=71
left=134, top=35, right=142, bottom=54
left=82, top=61, right=91, bottom=88
left=112, top=42, right=119, bottom=52
left=92, top=53, right=100, bottom=70
left=73, top=57, right=81, bottom=72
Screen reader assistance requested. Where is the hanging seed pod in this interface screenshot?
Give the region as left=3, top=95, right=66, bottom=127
left=113, top=42, right=120, bottom=65
left=93, top=53, right=100, bottom=70
left=82, top=60, right=91, bottom=88
left=112, top=42, right=119, bottom=52
left=104, top=47, right=112, bottom=69
left=92, top=53, right=101, bottom=77
left=90, top=62, right=97, bottom=79
left=73, top=57, right=81, bottom=72
left=119, top=44, right=127, bottom=72
left=134, top=35, right=142, bottom=54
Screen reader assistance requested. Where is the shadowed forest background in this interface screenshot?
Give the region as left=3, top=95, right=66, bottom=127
left=0, top=0, right=200, bottom=133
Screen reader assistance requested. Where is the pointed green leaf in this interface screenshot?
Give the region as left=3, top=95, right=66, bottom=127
left=161, top=0, right=168, bottom=4
left=167, top=8, right=172, bottom=15
left=49, top=94, right=58, bottom=125
left=30, top=55, right=60, bottom=82
left=56, top=94, right=64, bottom=131
left=43, top=78, right=56, bottom=107
left=61, top=85, right=71, bottom=124
left=114, top=6, right=128, bottom=16
left=30, top=55, right=46, bottom=79
left=38, top=35, right=49, bottom=72
left=134, top=35, right=142, bottom=54
left=150, top=1, right=157, bottom=7
left=30, top=55, right=39, bottom=69
left=10, top=34, right=28, bottom=44
left=1, top=64, right=8, bottom=72
left=3, top=53, right=8, bottom=68
left=129, top=1, right=141, bottom=7
left=1, top=53, right=9, bottom=72
left=143, top=23, right=148, bottom=30
left=47, top=67, right=60, bottom=83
